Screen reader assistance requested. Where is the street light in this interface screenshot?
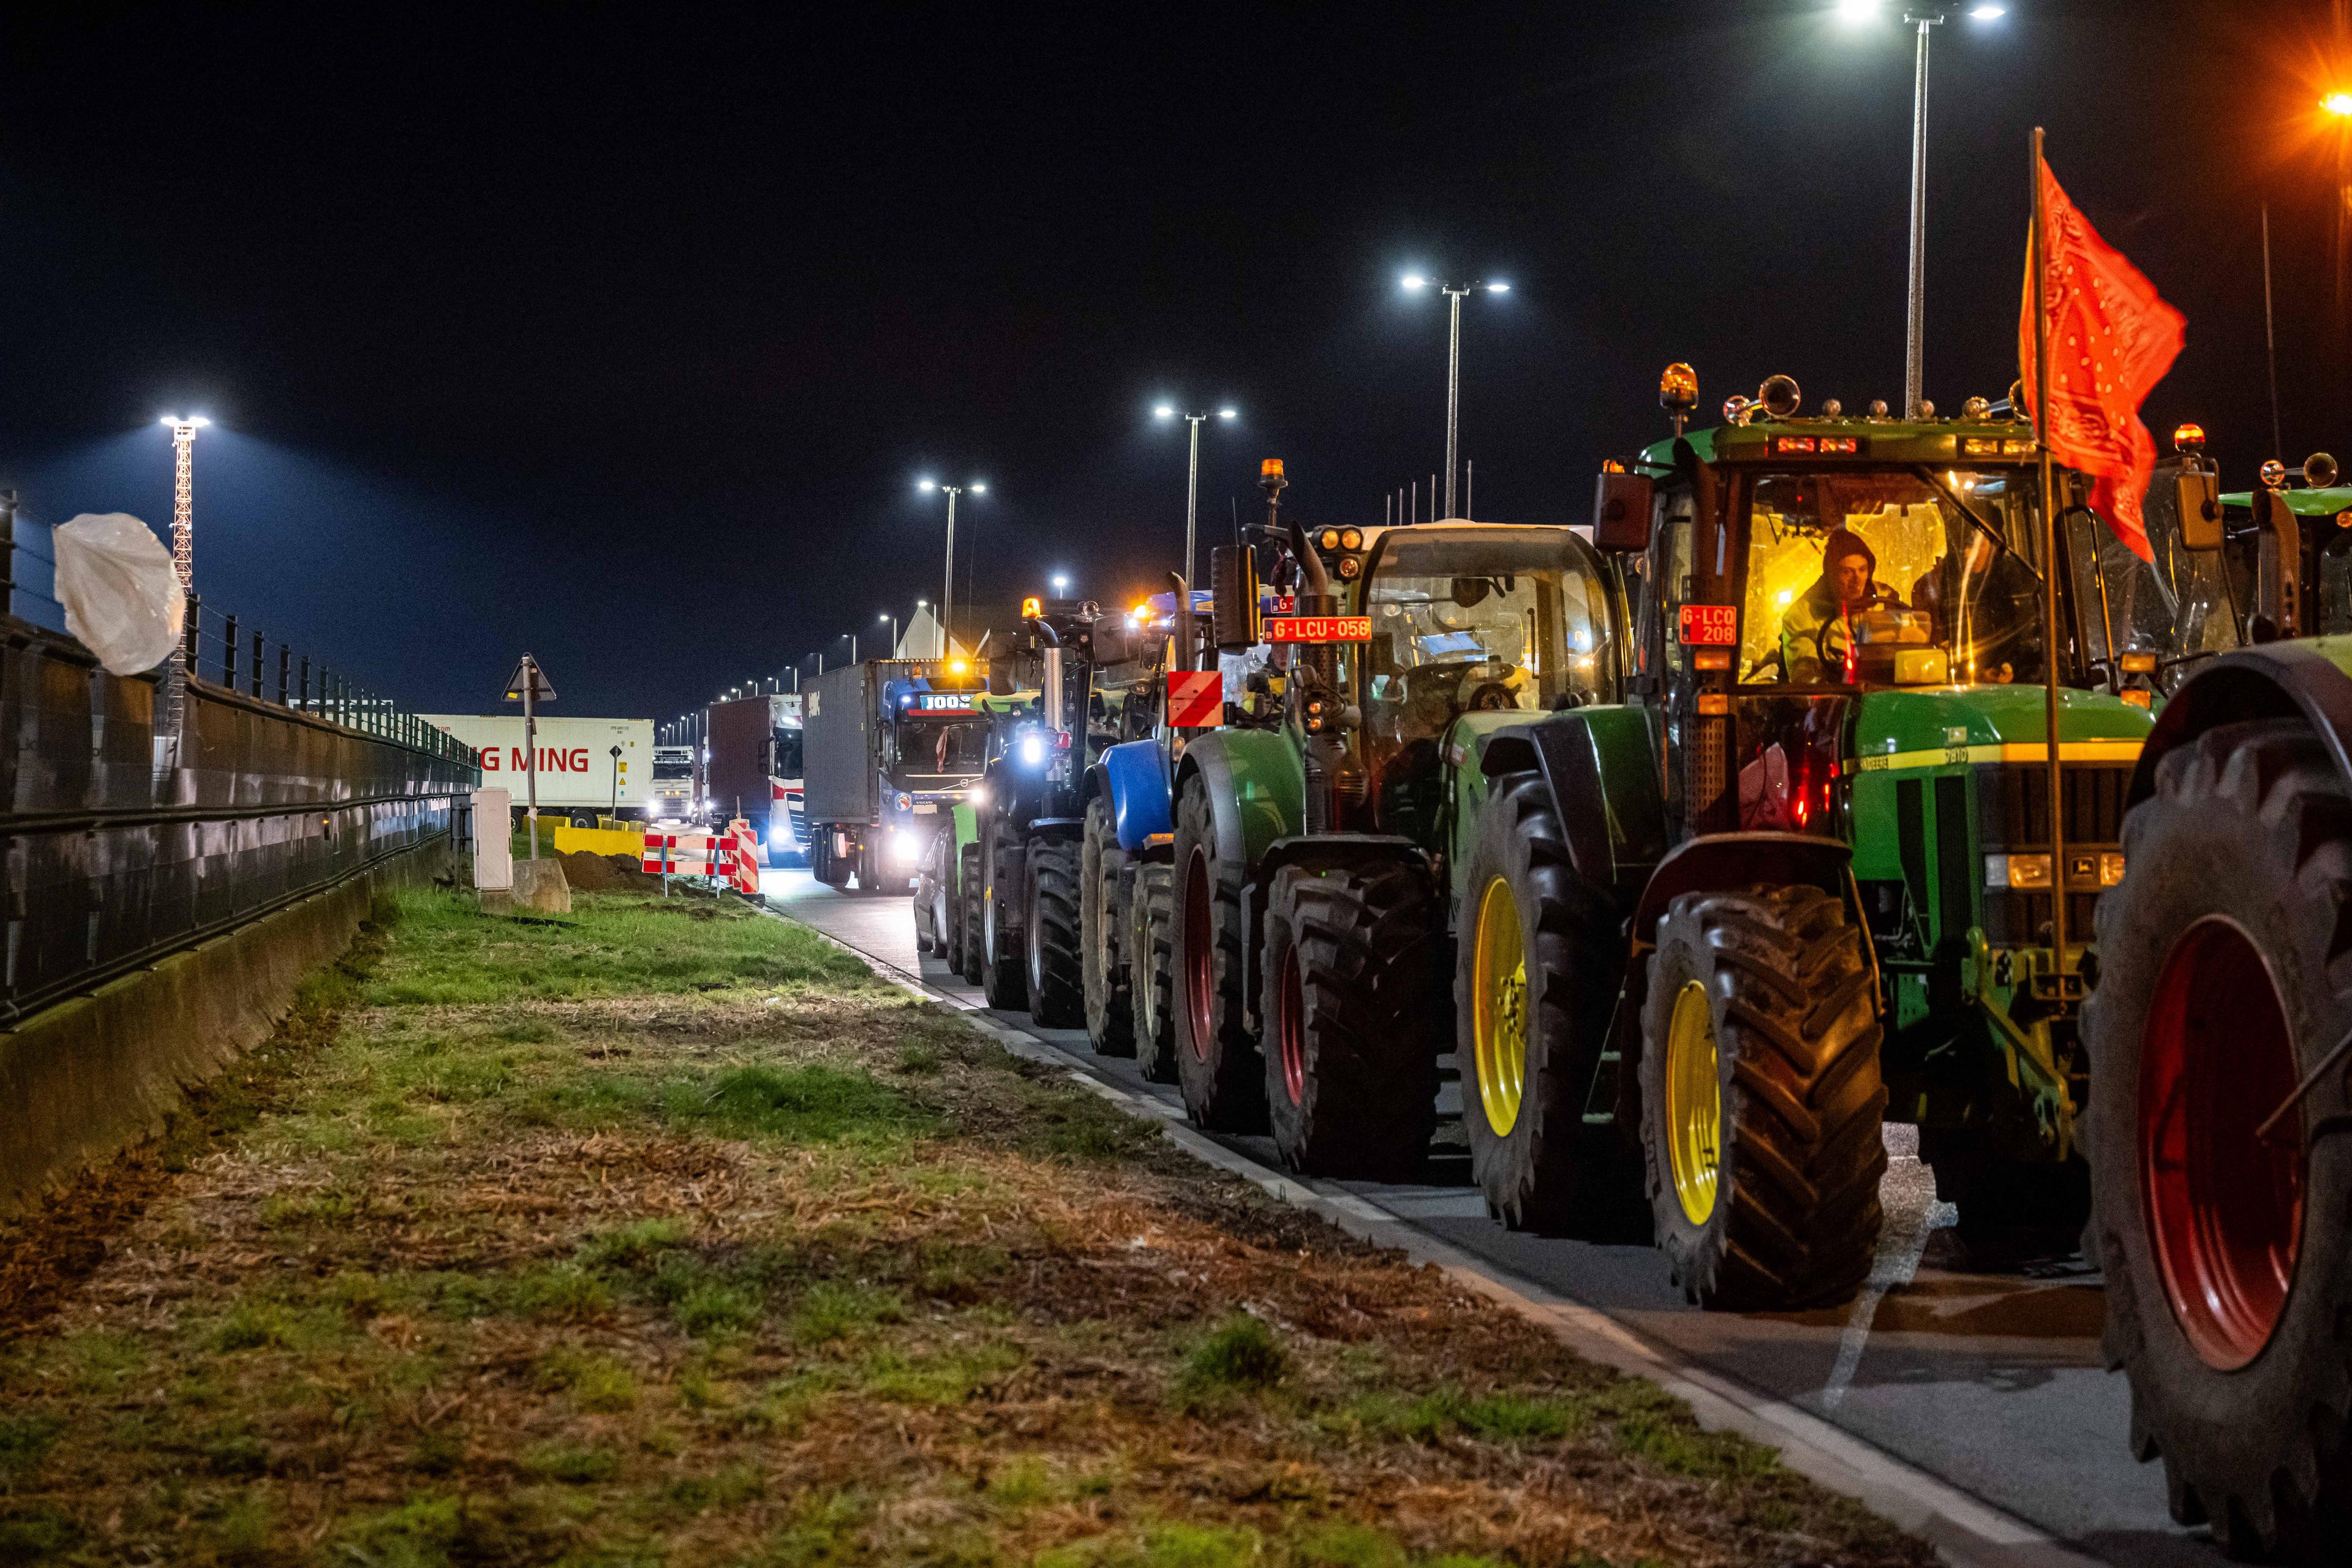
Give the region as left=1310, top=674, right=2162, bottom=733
left=918, top=478, right=986, bottom=658
left=1153, top=403, right=1238, bottom=595
left=1400, top=276, right=1507, bottom=519
left=157, top=414, right=211, bottom=590
left=1050, top=573, right=1070, bottom=595
left=1839, top=2, right=2008, bottom=417
left=878, top=609, right=898, bottom=657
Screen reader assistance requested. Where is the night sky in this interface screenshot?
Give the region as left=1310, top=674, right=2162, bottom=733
left=0, top=1, right=2341, bottom=723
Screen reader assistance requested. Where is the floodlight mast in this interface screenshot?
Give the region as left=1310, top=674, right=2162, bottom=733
left=159, top=415, right=211, bottom=589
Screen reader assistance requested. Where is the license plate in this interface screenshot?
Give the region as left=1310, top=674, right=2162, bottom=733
left=1263, top=614, right=1371, bottom=643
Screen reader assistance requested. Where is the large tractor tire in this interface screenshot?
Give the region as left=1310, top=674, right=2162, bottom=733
left=1024, top=836, right=1086, bottom=1028
left=1130, top=862, right=1180, bottom=1084
left=1082, top=799, right=1136, bottom=1055
left=1458, top=771, right=1648, bottom=1238
left=1261, top=861, right=1441, bottom=1180
left=980, top=823, right=1030, bottom=1012
left=1172, top=773, right=1265, bottom=1131
left=2082, top=717, right=2352, bottom=1561
left=1638, top=884, right=1886, bottom=1310
left=957, top=842, right=985, bottom=984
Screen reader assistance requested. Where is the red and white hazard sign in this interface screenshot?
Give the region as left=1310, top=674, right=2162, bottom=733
left=643, top=823, right=761, bottom=896
left=1167, top=670, right=1223, bottom=728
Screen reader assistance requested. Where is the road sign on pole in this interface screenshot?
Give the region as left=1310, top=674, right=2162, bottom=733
left=501, top=654, right=557, bottom=859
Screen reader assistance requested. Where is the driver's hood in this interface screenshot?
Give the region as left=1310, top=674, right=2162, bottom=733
left=1851, top=684, right=2151, bottom=768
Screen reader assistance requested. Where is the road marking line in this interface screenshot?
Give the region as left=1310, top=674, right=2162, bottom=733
left=1822, top=1183, right=1959, bottom=1412
left=763, top=901, right=2106, bottom=1568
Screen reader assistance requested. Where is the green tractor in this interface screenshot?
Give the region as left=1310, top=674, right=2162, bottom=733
left=1170, top=371, right=2230, bottom=1307
left=2076, top=449, right=2352, bottom=1561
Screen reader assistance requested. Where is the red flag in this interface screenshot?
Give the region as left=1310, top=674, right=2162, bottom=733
left=2018, top=156, right=2185, bottom=564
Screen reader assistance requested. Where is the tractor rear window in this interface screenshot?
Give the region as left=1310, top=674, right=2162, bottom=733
left=1358, top=528, right=1615, bottom=722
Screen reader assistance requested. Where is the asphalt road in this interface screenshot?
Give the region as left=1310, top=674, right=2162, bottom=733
left=762, top=867, right=2223, bottom=1568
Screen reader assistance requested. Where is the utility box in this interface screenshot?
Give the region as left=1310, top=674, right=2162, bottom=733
left=471, top=786, right=513, bottom=891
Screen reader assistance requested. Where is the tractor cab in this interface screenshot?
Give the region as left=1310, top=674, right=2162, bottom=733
left=2220, top=450, right=2352, bottom=639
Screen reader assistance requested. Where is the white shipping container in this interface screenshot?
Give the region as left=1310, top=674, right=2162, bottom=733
left=421, top=714, right=656, bottom=824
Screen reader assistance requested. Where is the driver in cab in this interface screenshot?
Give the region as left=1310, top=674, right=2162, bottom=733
left=1779, top=528, right=1907, bottom=684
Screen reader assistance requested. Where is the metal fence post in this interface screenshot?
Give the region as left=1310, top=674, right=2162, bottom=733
left=298, top=655, right=309, bottom=712
left=250, top=631, right=262, bottom=698
left=222, top=616, right=238, bottom=688
left=184, top=595, right=202, bottom=665
left=1, top=489, right=16, bottom=617
left=277, top=645, right=290, bottom=706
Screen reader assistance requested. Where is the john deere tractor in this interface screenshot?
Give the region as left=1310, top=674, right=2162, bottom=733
left=1169, top=373, right=2230, bottom=1308
left=2075, top=449, right=2352, bottom=1561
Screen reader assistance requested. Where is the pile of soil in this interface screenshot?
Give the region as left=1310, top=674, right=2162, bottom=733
left=557, top=850, right=654, bottom=891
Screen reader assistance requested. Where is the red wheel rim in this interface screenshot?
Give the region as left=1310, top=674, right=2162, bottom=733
left=2139, top=915, right=2307, bottom=1370
left=1277, top=945, right=1306, bottom=1106
left=1183, top=848, right=1215, bottom=1062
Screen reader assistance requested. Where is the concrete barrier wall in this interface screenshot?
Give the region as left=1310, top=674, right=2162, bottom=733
left=0, top=834, right=450, bottom=1218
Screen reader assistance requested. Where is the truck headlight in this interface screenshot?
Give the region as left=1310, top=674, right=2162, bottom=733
left=769, top=821, right=788, bottom=845
left=1984, top=853, right=2053, bottom=890
left=1019, top=735, right=1046, bottom=767
left=889, top=829, right=919, bottom=864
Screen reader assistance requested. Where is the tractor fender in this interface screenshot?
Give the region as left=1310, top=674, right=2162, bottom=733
left=1097, top=737, right=1174, bottom=851
left=1026, top=816, right=1085, bottom=845
left=1628, top=831, right=1857, bottom=948
left=1169, top=727, right=1305, bottom=876
left=2130, top=643, right=2352, bottom=808
left=1479, top=705, right=1667, bottom=895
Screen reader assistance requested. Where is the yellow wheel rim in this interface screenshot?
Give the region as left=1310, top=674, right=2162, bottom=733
left=1471, top=876, right=1528, bottom=1136
left=1665, top=979, right=1723, bottom=1226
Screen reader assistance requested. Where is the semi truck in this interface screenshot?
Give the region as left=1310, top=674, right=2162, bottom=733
left=420, top=714, right=654, bottom=826
left=699, top=694, right=804, bottom=862
left=650, top=744, right=696, bottom=825
left=802, top=658, right=989, bottom=890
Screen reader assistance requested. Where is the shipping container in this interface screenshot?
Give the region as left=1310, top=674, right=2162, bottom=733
left=420, top=715, right=654, bottom=826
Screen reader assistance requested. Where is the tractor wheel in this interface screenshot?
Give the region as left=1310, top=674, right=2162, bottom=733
left=1025, top=836, right=1085, bottom=1028
left=1458, top=771, right=1648, bottom=1238
left=1261, top=861, right=1441, bottom=1180
left=1083, top=800, right=1136, bottom=1055
left=1130, top=862, right=1180, bottom=1084
left=1639, top=884, right=1886, bottom=1310
left=980, top=823, right=1030, bottom=1011
left=1172, top=773, right=1265, bottom=1131
left=957, top=842, right=985, bottom=984
left=2082, top=717, right=2352, bottom=1560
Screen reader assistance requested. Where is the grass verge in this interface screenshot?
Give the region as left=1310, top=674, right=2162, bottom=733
left=0, top=886, right=1931, bottom=1567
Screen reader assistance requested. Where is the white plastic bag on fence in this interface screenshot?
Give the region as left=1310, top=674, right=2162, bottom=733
left=53, top=513, right=187, bottom=675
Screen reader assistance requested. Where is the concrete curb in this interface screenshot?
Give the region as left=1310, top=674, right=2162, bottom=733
left=774, top=908, right=2106, bottom=1568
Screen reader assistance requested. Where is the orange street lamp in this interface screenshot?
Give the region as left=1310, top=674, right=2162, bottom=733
left=2326, top=91, right=2352, bottom=117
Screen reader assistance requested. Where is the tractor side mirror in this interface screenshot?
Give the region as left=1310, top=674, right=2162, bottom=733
left=1210, top=545, right=1259, bottom=651
left=1594, top=472, right=1654, bottom=552
left=2176, top=468, right=2224, bottom=552
left=1088, top=619, right=1133, bottom=668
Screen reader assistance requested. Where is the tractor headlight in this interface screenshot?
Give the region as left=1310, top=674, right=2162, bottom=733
left=1984, top=853, right=2053, bottom=890
left=968, top=784, right=989, bottom=809
left=1019, top=734, right=1046, bottom=767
